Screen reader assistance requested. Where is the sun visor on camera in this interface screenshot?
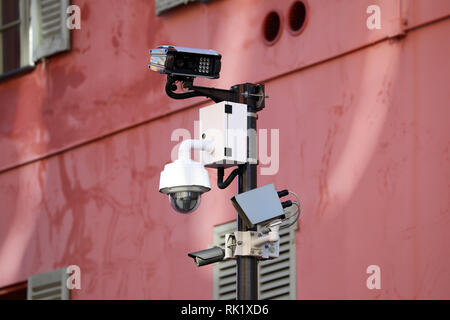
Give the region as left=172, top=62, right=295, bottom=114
left=230, top=184, right=285, bottom=228
left=188, top=247, right=225, bottom=266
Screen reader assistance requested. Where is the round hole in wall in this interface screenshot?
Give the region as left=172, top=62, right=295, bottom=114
left=262, top=11, right=282, bottom=45
left=288, top=1, right=308, bottom=35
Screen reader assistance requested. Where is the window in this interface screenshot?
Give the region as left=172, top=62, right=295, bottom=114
left=27, top=268, right=70, bottom=300
left=0, top=0, right=30, bottom=74
left=0, top=0, right=70, bottom=78
left=155, top=0, right=212, bottom=16
left=213, top=221, right=297, bottom=300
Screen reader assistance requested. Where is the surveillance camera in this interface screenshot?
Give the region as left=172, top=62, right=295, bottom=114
left=188, top=246, right=225, bottom=267
left=159, top=139, right=215, bottom=214
left=159, top=159, right=211, bottom=214
left=149, top=45, right=222, bottom=79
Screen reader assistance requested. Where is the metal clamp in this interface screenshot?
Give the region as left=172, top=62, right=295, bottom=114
left=224, top=220, right=281, bottom=260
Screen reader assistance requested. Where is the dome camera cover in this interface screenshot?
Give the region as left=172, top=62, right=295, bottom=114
left=159, top=159, right=211, bottom=214
left=159, top=159, right=211, bottom=194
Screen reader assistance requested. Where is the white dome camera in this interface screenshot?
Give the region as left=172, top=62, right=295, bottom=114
left=159, top=139, right=214, bottom=214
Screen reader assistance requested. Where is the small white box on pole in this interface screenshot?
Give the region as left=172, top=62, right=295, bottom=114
left=199, top=101, right=248, bottom=168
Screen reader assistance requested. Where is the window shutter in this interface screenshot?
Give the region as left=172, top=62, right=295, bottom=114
left=213, top=221, right=237, bottom=300
left=27, top=268, right=70, bottom=300
left=258, top=226, right=297, bottom=300
left=31, top=0, right=70, bottom=62
left=155, top=0, right=197, bottom=16
left=213, top=220, right=297, bottom=300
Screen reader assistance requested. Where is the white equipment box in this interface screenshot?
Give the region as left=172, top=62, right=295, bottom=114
left=199, top=101, right=248, bottom=168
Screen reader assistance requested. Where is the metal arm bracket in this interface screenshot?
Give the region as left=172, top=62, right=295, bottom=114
left=165, top=75, right=266, bottom=110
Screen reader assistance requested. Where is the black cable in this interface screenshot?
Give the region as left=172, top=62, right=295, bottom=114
left=217, top=167, right=241, bottom=189
left=280, top=203, right=300, bottom=230
left=281, top=200, right=293, bottom=209
left=280, top=191, right=301, bottom=229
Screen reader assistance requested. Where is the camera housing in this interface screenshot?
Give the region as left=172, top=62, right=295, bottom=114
left=188, top=246, right=225, bottom=266
left=149, top=45, right=222, bottom=79
left=159, top=159, right=211, bottom=214
left=199, top=101, right=248, bottom=168
left=159, top=139, right=214, bottom=214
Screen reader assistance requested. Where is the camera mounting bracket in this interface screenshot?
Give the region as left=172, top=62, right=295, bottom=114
left=165, top=75, right=267, bottom=111
left=224, top=220, right=281, bottom=260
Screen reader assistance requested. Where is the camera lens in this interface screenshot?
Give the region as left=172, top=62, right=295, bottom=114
left=169, top=191, right=202, bottom=214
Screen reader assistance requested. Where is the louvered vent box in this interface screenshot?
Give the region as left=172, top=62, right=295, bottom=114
left=32, top=0, right=71, bottom=62
left=199, top=101, right=247, bottom=168
left=27, top=268, right=69, bottom=300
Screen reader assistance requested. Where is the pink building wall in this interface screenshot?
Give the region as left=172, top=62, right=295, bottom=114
left=0, top=0, right=449, bottom=299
